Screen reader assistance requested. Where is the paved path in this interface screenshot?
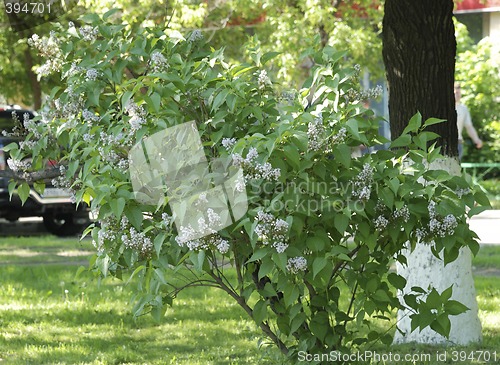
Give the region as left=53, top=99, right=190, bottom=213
left=469, top=209, right=500, bottom=245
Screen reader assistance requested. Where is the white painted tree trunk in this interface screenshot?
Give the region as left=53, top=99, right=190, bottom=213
left=393, top=158, right=482, bottom=345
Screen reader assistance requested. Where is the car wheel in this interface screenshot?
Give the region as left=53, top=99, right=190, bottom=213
left=43, top=213, right=88, bottom=237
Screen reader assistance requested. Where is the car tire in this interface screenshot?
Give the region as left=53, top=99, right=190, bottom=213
left=43, top=213, right=89, bottom=237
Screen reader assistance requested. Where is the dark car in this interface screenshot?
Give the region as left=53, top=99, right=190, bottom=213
left=0, top=105, right=90, bottom=236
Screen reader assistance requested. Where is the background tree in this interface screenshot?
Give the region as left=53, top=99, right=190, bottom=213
left=383, top=0, right=457, bottom=157
left=455, top=21, right=500, bottom=165
left=383, top=0, right=482, bottom=345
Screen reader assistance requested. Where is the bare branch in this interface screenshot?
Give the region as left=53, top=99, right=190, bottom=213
left=0, top=166, right=62, bottom=183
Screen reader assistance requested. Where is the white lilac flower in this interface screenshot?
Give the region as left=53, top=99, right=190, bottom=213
left=150, top=51, right=168, bottom=73
left=65, top=62, right=83, bottom=78
left=216, top=239, right=230, bottom=254
left=352, top=163, right=374, bottom=201
left=221, top=137, right=236, bottom=151
left=308, top=117, right=324, bottom=151
left=7, top=158, right=31, bottom=172
left=28, top=33, right=63, bottom=76
left=286, top=256, right=307, bottom=274
left=85, top=69, right=99, bottom=81
left=196, top=192, right=208, bottom=205
left=207, top=208, right=222, bottom=227
left=79, top=25, right=98, bottom=42
left=374, top=215, right=389, bottom=231
left=231, top=150, right=280, bottom=182
left=246, top=147, right=258, bottom=162
left=428, top=200, right=436, bottom=218
left=332, top=127, right=347, bottom=144
left=393, top=205, right=410, bottom=222
left=442, top=214, right=458, bottom=235
left=121, top=226, right=154, bottom=256
left=161, top=213, right=171, bottom=228
left=257, top=70, right=271, bottom=89
left=254, top=211, right=289, bottom=253
left=82, top=109, right=99, bottom=123
left=129, top=116, right=146, bottom=131
left=19, top=140, right=37, bottom=151
left=176, top=225, right=197, bottom=245
left=416, top=227, right=427, bottom=241
left=117, top=159, right=129, bottom=170
left=455, top=188, right=471, bottom=198
left=273, top=242, right=289, bottom=253
left=188, top=29, right=203, bottom=42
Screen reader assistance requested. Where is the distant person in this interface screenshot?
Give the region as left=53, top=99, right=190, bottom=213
left=455, top=82, right=483, bottom=160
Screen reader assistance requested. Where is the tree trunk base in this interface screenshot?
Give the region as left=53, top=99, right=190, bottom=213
left=394, top=158, right=482, bottom=345
left=394, top=245, right=482, bottom=345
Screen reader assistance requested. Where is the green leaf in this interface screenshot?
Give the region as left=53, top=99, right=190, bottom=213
left=252, top=300, right=268, bottom=325
left=110, top=197, right=126, bottom=219
left=444, top=300, right=469, bottom=315
left=125, top=206, right=143, bottom=229
left=258, top=258, right=274, bottom=280
left=310, top=311, right=329, bottom=341
left=334, top=214, right=349, bottom=235
left=387, top=273, right=407, bottom=290
left=212, top=89, right=229, bottom=112
left=246, top=248, right=269, bottom=263
left=390, top=134, right=412, bottom=149
left=333, top=144, right=351, bottom=168
left=312, top=257, right=327, bottom=279
left=402, top=112, right=422, bottom=135
left=423, top=117, right=446, bottom=128
left=431, top=314, right=451, bottom=337
left=261, top=51, right=281, bottom=64
left=17, top=182, right=30, bottom=204
left=441, top=286, right=453, bottom=302
left=426, top=288, right=442, bottom=309
left=307, top=236, right=325, bottom=252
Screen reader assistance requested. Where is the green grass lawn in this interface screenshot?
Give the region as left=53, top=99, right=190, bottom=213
left=0, top=236, right=499, bottom=364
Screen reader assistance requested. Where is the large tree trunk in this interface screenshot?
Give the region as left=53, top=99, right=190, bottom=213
left=383, top=0, right=482, bottom=345
left=383, top=0, right=458, bottom=157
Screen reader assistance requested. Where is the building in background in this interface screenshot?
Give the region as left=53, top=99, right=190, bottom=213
left=455, top=0, right=500, bottom=48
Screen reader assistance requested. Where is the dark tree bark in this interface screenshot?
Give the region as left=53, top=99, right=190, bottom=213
left=382, top=0, right=458, bottom=157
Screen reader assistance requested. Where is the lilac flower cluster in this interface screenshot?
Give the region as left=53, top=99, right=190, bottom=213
left=188, top=30, right=203, bottom=43
left=150, top=51, right=168, bottom=73
left=125, top=102, right=147, bottom=132
left=286, top=256, right=307, bottom=274
left=373, top=202, right=410, bottom=231
left=85, top=69, right=99, bottom=81
left=254, top=211, right=289, bottom=253
left=28, top=32, right=63, bottom=77
left=231, top=148, right=281, bottom=181
left=6, top=158, right=31, bottom=172
left=79, top=25, right=99, bottom=42
left=257, top=70, right=271, bottom=89
left=352, top=163, right=374, bottom=201
left=455, top=188, right=471, bottom=199
left=307, top=117, right=325, bottom=151
left=393, top=205, right=410, bottom=222
left=415, top=200, right=459, bottom=243
left=82, top=109, right=100, bottom=123
left=221, top=137, right=237, bottom=151
left=119, top=216, right=154, bottom=257
left=347, top=85, right=384, bottom=102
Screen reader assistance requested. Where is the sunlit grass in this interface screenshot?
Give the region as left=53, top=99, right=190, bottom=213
left=0, top=236, right=499, bottom=364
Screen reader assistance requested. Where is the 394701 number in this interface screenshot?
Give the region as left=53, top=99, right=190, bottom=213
left=451, top=350, right=498, bottom=362
left=5, top=2, right=51, bottom=14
